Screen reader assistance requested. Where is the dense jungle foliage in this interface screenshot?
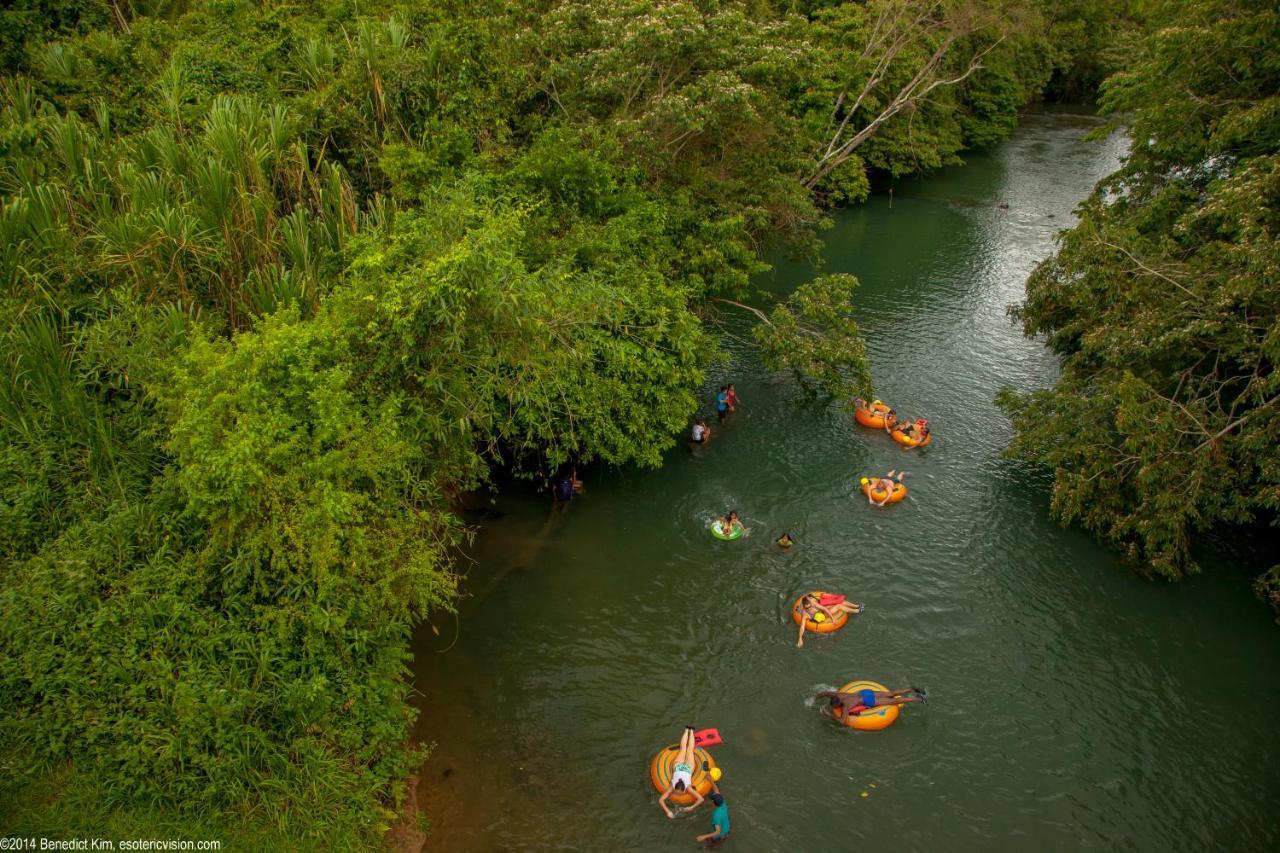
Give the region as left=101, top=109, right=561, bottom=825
left=0, top=0, right=1146, bottom=846
left=1000, top=0, right=1280, bottom=611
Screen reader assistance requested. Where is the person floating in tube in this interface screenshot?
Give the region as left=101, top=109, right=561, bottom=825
left=658, top=726, right=705, bottom=818
left=866, top=470, right=906, bottom=506
left=715, top=510, right=745, bottom=537
left=894, top=417, right=930, bottom=446
left=815, top=685, right=927, bottom=722
left=796, top=593, right=865, bottom=648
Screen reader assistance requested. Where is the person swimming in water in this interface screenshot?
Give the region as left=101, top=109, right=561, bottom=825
left=716, top=386, right=729, bottom=422
left=776, top=532, right=795, bottom=548
left=795, top=593, right=864, bottom=647
left=658, top=726, right=705, bottom=818
left=726, top=383, right=738, bottom=412
left=814, top=686, right=927, bottom=721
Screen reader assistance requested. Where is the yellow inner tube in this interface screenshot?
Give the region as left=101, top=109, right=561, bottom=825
left=833, top=679, right=900, bottom=731
left=792, top=592, right=849, bottom=633
left=649, top=745, right=717, bottom=806
left=891, top=428, right=932, bottom=448
left=861, top=480, right=907, bottom=504
left=854, top=401, right=893, bottom=429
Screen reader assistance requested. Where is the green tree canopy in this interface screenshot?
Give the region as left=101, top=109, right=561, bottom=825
left=1001, top=0, right=1279, bottom=600
left=0, top=0, right=1134, bottom=843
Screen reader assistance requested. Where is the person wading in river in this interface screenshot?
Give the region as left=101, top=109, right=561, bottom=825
left=695, top=791, right=730, bottom=848
left=551, top=472, right=574, bottom=507
left=690, top=418, right=711, bottom=448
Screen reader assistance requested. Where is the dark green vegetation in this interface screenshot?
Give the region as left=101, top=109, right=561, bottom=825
left=1000, top=0, right=1280, bottom=611
left=0, top=0, right=1145, bottom=847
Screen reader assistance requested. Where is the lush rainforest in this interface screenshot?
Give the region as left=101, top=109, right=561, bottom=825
left=8, top=0, right=1263, bottom=848
left=1000, top=0, right=1280, bottom=609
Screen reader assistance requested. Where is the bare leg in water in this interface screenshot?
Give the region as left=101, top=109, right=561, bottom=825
left=866, top=687, right=926, bottom=707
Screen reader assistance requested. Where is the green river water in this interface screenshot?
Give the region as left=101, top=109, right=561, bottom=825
left=407, top=108, right=1280, bottom=851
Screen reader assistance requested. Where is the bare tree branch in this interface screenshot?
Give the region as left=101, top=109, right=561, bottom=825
left=807, top=37, right=999, bottom=188
left=805, top=0, right=1005, bottom=189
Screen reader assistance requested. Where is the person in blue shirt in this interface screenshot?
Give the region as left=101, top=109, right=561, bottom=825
left=696, top=791, right=730, bottom=847
left=716, top=386, right=729, bottom=422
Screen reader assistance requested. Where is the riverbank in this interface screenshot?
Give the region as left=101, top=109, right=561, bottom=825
left=401, top=107, right=1280, bottom=851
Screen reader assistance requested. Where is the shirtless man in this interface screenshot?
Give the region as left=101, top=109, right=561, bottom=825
left=814, top=686, right=927, bottom=722
left=868, top=470, right=905, bottom=506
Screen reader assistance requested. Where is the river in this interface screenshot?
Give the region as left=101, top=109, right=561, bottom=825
left=405, top=107, right=1280, bottom=852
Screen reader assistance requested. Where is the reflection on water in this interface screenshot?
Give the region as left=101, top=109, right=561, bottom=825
left=405, top=108, right=1280, bottom=852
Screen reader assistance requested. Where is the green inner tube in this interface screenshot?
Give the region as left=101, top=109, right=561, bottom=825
left=710, top=521, right=743, bottom=541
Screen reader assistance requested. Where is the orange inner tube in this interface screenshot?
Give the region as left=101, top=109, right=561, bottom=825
left=649, top=745, right=717, bottom=806
left=832, top=679, right=901, bottom=732
left=890, top=428, right=932, bottom=448
left=853, top=401, right=894, bottom=429
left=861, top=480, right=907, bottom=504
left=792, top=592, right=849, bottom=634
